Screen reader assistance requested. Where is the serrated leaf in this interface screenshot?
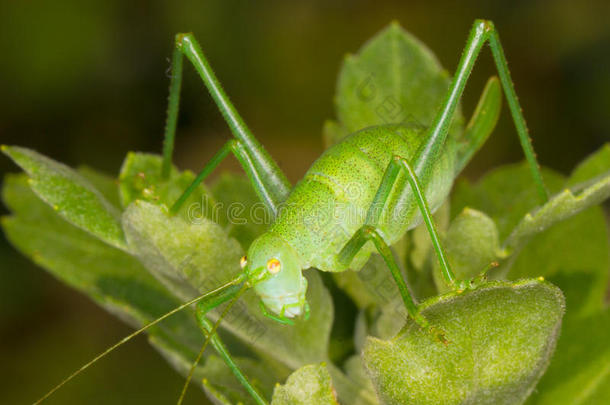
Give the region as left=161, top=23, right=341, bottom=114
left=433, top=208, right=503, bottom=293
left=2, top=145, right=126, bottom=249
left=271, top=364, right=339, bottom=405
left=505, top=173, right=610, bottom=252
left=118, top=152, right=215, bottom=222
left=364, top=280, right=565, bottom=405
left=334, top=22, right=462, bottom=135
left=525, top=309, right=610, bottom=405
left=1, top=173, right=202, bottom=357
left=451, top=163, right=565, bottom=240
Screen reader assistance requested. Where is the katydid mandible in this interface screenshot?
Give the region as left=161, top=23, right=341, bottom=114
left=35, top=19, right=549, bottom=405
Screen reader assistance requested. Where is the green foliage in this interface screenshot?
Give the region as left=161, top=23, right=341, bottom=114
left=118, top=152, right=215, bottom=221
left=326, top=22, right=463, bottom=145
left=2, top=22, right=609, bottom=405
left=526, top=309, right=610, bottom=404
left=271, top=364, right=338, bottom=405
left=1, top=172, right=203, bottom=362
left=364, top=280, right=565, bottom=405
left=433, top=208, right=502, bottom=293
left=451, top=146, right=610, bottom=316
left=2, top=145, right=126, bottom=250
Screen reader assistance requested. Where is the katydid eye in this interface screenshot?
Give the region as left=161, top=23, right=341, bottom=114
left=240, top=256, right=248, bottom=269
left=266, top=258, right=281, bottom=274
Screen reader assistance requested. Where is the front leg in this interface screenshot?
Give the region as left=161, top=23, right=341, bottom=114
left=162, top=32, right=291, bottom=216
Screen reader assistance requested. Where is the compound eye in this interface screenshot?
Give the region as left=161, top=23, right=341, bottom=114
left=240, top=256, right=248, bottom=269
left=266, top=258, right=281, bottom=274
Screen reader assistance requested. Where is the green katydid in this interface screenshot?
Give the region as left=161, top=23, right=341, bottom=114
left=32, top=19, right=552, bottom=405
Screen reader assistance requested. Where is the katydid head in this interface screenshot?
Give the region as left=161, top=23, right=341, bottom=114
left=245, top=232, right=308, bottom=318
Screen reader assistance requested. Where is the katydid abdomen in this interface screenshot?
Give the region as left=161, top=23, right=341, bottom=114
left=271, top=124, right=456, bottom=272
left=250, top=124, right=456, bottom=316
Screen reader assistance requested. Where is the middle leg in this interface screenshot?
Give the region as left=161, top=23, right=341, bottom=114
left=338, top=155, right=463, bottom=339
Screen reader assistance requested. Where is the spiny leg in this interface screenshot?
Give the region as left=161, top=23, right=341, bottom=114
left=170, top=139, right=279, bottom=215
left=365, top=155, right=456, bottom=287
left=162, top=33, right=291, bottom=215
left=177, top=283, right=268, bottom=405
left=339, top=156, right=460, bottom=341
left=416, top=19, right=549, bottom=203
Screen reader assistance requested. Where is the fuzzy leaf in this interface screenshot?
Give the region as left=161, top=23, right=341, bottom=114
left=332, top=254, right=397, bottom=309
left=334, top=22, right=462, bottom=135
left=2, top=145, right=126, bottom=249
left=344, top=356, right=376, bottom=400
left=434, top=208, right=503, bottom=293
left=152, top=341, right=282, bottom=405
left=505, top=172, right=610, bottom=253
left=451, top=164, right=565, bottom=240
left=1, top=173, right=202, bottom=357
left=451, top=161, right=609, bottom=316
left=122, top=201, right=333, bottom=372
left=118, top=152, right=215, bottom=222
left=122, top=200, right=243, bottom=301
left=77, top=165, right=121, bottom=208
left=271, top=364, right=339, bottom=405
left=211, top=173, right=269, bottom=249
left=364, top=280, right=565, bottom=405
left=526, top=309, right=610, bottom=405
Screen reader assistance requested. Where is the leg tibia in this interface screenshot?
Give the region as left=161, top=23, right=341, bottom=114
left=163, top=33, right=290, bottom=216
left=415, top=19, right=548, bottom=203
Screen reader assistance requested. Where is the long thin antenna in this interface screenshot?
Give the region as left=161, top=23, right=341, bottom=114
left=176, top=284, right=248, bottom=405
left=33, top=277, right=244, bottom=405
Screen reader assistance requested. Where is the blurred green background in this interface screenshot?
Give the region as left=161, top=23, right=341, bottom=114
left=1, top=0, right=609, bottom=403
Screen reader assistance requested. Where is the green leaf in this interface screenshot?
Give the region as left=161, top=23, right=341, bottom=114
left=566, top=143, right=610, bottom=187
left=77, top=165, right=121, bottom=208
left=364, top=280, right=565, bottom=405
left=505, top=173, right=610, bottom=253
left=122, top=200, right=243, bottom=301
left=451, top=163, right=565, bottom=240
left=211, top=173, right=269, bottom=249
left=333, top=202, right=450, bottom=311
left=152, top=341, right=282, bottom=405
left=122, top=201, right=333, bottom=372
left=525, top=309, right=610, bottom=405
left=451, top=162, right=609, bottom=317
left=433, top=208, right=503, bottom=293
left=334, top=22, right=462, bottom=135
left=118, top=152, right=215, bottom=222
left=1, top=173, right=202, bottom=357
left=2, top=145, right=126, bottom=250
left=271, top=364, right=339, bottom=405
left=343, top=356, right=376, bottom=400
left=332, top=253, right=397, bottom=310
